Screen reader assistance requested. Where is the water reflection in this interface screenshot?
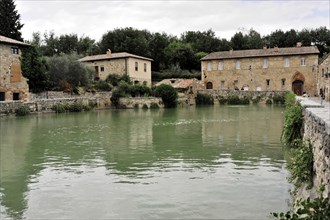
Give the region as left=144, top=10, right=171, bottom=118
left=0, top=105, right=291, bottom=219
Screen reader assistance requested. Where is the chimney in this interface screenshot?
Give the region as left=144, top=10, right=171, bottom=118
left=274, top=46, right=279, bottom=52
left=263, top=46, right=267, bottom=49
left=229, top=48, right=233, bottom=55
left=296, top=42, right=302, bottom=48
left=106, top=49, right=112, bottom=56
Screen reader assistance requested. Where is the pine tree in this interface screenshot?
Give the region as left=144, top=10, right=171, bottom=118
left=0, top=0, right=24, bottom=41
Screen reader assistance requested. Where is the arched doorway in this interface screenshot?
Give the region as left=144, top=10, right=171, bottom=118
left=292, top=80, right=304, bottom=96
left=206, top=82, right=213, bottom=89
left=291, top=72, right=305, bottom=96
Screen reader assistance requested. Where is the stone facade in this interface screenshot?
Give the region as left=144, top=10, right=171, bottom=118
left=318, top=53, right=330, bottom=101
left=201, top=44, right=319, bottom=96
left=119, top=97, right=164, bottom=108
left=79, top=50, right=153, bottom=86
left=0, top=36, right=30, bottom=102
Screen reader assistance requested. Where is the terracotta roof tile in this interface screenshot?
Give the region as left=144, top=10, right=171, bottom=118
left=0, top=35, right=30, bottom=46
left=201, top=46, right=319, bottom=61
left=79, top=52, right=153, bottom=62
left=156, top=78, right=194, bottom=89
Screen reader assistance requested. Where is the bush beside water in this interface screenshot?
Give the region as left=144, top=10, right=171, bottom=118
left=15, top=105, right=30, bottom=116
left=53, top=102, right=94, bottom=113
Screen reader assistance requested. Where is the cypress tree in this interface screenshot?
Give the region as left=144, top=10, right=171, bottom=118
left=0, top=0, right=24, bottom=41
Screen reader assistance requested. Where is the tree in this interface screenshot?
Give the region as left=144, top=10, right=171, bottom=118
left=153, top=84, right=178, bottom=108
left=165, top=41, right=196, bottom=71
left=21, top=46, right=49, bottom=93
left=0, top=0, right=24, bottom=40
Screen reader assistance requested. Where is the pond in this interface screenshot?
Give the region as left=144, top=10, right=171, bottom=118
left=0, top=105, right=291, bottom=219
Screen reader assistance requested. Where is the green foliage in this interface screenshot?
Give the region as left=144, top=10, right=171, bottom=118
left=47, top=54, right=93, bottom=90
left=153, top=84, right=178, bottom=108
left=53, top=103, right=66, bottom=113
left=93, top=80, right=113, bottom=91
left=110, top=88, right=125, bottom=107
left=130, top=84, right=152, bottom=97
left=281, top=93, right=303, bottom=147
left=272, top=186, right=330, bottom=220
left=106, top=74, right=131, bottom=86
left=218, top=96, right=228, bottom=105
left=273, top=94, right=286, bottom=104
left=287, top=141, right=314, bottom=189
left=195, top=93, right=214, bottom=105
left=0, top=0, right=24, bottom=41
left=21, top=46, right=49, bottom=93
left=53, top=102, right=94, bottom=113
left=15, top=105, right=30, bottom=116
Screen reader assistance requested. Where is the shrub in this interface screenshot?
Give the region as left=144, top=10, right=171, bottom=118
left=94, top=80, right=113, bottom=91
left=15, top=105, right=30, bottom=116
left=130, top=84, right=152, bottom=97
left=218, top=96, right=227, bottom=105
left=67, top=102, right=84, bottom=112
left=287, top=140, right=314, bottom=189
left=195, top=93, right=214, bottom=105
left=106, top=74, right=131, bottom=86
left=142, top=104, right=148, bottom=109
left=110, top=88, right=124, bottom=107
left=273, top=93, right=286, bottom=104
left=281, top=94, right=303, bottom=147
left=241, top=96, right=250, bottom=105
left=53, top=103, right=66, bottom=113
left=133, top=103, right=139, bottom=109
left=153, top=84, right=178, bottom=108
left=227, top=95, right=241, bottom=105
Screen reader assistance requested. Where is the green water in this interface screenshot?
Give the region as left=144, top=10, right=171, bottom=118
left=0, top=105, right=291, bottom=219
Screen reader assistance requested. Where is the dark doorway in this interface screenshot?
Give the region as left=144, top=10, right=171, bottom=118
left=206, top=82, right=213, bottom=89
left=292, top=80, right=304, bottom=96
left=0, top=92, right=5, bottom=101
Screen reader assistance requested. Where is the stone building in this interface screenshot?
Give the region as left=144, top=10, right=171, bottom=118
left=318, top=53, right=330, bottom=101
left=200, top=43, right=319, bottom=96
left=79, top=50, right=153, bottom=86
left=0, top=35, right=30, bottom=101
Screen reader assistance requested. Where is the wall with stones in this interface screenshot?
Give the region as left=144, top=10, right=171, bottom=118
left=201, top=52, right=318, bottom=96
left=119, top=97, right=163, bottom=109
left=197, top=89, right=287, bottom=104
left=318, top=54, right=330, bottom=101
left=0, top=44, right=29, bottom=101
left=295, top=97, right=330, bottom=201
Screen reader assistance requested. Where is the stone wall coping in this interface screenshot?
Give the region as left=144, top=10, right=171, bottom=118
left=305, top=107, right=330, bottom=135
left=296, top=96, right=324, bottom=108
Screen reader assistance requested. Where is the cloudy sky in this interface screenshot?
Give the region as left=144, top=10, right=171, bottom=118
left=16, top=0, right=329, bottom=41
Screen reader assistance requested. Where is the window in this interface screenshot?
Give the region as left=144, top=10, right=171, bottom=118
left=266, top=79, right=270, bottom=90
left=218, top=61, right=224, bottom=70
left=284, top=58, right=290, bottom=67
left=13, top=93, right=19, bottom=100
left=322, top=68, right=325, bottom=77
left=263, top=59, right=268, bottom=68
left=0, top=92, right=5, bottom=101
left=300, top=57, right=306, bottom=66
left=143, top=81, right=147, bottom=86
left=206, top=82, right=213, bottom=89
left=100, top=66, right=104, bottom=72
left=235, top=60, right=240, bottom=69
left=281, top=79, right=286, bottom=90
left=144, top=63, right=147, bottom=72
left=135, top=62, right=138, bottom=71
left=207, top=62, right=212, bottom=71
left=220, top=80, right=225, bottom=89
left=11, top=47, right=19, bottom=54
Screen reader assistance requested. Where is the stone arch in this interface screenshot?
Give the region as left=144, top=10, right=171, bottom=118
left=206, top=82, right=213, bottom=89
left=291, top=72, right=305, bottom=96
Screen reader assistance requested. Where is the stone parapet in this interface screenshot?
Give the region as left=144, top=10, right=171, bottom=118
left=295, top=97, right=330, bottom=200
left=119, top=97, right=164, bottom=109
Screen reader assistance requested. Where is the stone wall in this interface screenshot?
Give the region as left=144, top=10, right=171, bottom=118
left=197, top=89, right=287, bottom=103
left=119, top=97, right=164, bottom=108
left=295, top=97, right=330, bottom=200
left=0, top=44, right=29, bottom=101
